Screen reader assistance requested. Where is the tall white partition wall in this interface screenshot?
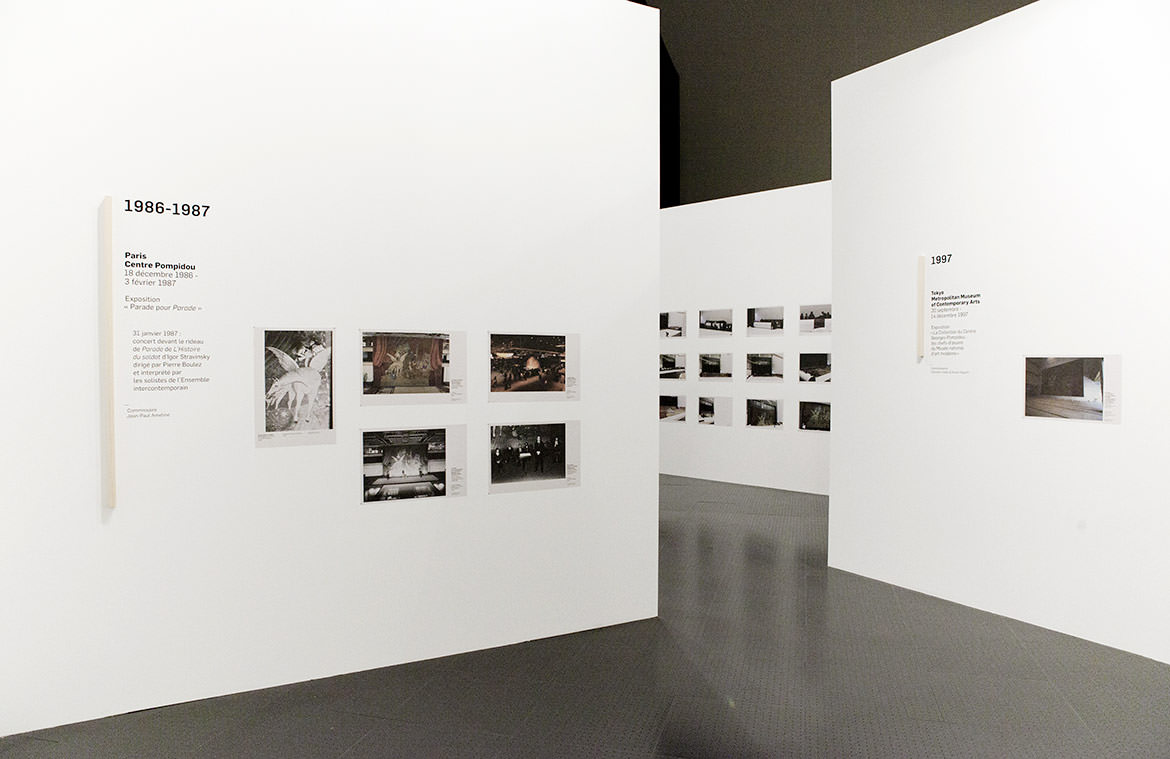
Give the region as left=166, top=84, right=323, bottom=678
left=660, top=183, right=832, bottom=495
left=0, top=0, right=660, bottom=736
left=830, top=0, right=1170, bottom=663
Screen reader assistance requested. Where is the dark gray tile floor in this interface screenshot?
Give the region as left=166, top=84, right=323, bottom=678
left=5, top=474, right=1170, bottom=757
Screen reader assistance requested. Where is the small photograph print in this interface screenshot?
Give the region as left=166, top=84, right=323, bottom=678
left=746, top=398, right=782, bottom=428
left=699, top=353, right=733, bottom=379
left=799, top=304, right=832, bottom=334
left=490, top=333, right=566, bottom=393
left=660, top=311, right=686, bottom=338
left=257, top=329, right=334, bottom=446
left=699, top=309, right=733, bottom=337
left=660, top=353, right=686, bottom=380
left=698, top=396, right=732, bottom=426
left=362, top=332, right=449, bottom=395
left=747, top=353, right=784, bottom=381
left=489, top=422, right=580, bottom=494
left=660, top=395, right=686, bottom=422
left=799, top=353, right=832, bottom=382
left=747, top=306, right=784, bottom=336
left=1024, top=357, right=1104, bottom=421
left=799, top=401, right=831, bottom=431
left=362, top=428, right=449, bottom=501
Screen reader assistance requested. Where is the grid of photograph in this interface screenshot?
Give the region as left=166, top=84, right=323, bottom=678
left=659, top=301, right=830, bottom=431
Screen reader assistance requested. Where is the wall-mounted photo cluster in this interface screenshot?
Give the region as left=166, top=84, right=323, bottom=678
left=257, top=327, right=582, bottom=496
left=659, top=303, right=830, bottom=430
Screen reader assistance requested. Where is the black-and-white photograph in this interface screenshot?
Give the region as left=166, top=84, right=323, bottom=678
left=699, top=353, right=733, bottom=378
left=747, top=353, right=784, bottom=381
left=660, top=395, right=686, bottom=422
left=799, top=304, right=832, bottom=334
left=698, top=396, right=731, bottom=426
left=699, top=309, right=733, bottom=337
left=799, top=353, right=832, bottom=382
left=747, top=306, right=785, bottom=336
left=1025, top=357, right=1104, bottom=421
left=490, top=334, right=566, bottom=393
left=659, top=311, right=686, bottom=338
left=747, top=398, right=782, bottom=428
left=362, top=332, right=449, bottom=395
left=261, top=330, right=333, bottom=435
left=799, top=401, right=831, bottom=431
left=362, top=428, right=447, bottom=501
left=660, top=353, right=686, bottom=380
left=491, top=423, right=566, bottom=485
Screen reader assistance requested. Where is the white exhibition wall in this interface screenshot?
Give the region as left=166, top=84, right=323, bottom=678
left=0, top=0, right=659, bottom=736
left=660, top=183, right=832, bottom=495
left=830, top=0, right=1170, bottom=663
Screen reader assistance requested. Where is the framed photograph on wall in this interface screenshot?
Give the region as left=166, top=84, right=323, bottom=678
left=747, top=306, right=784, bottom=336
left=659, top=311, right=686, bottom=338
left=361, top=331, right=467, bottom=404
left=256, top=329, right=335, bottom=447
left=799, top=304, right=832, bottom=334
left=361, top=426, right=466, bottom=502
left=699, top=309, right=733, bottom=337
left=489, top=333, right=580, bottom=401
left=489, top=422, right=581, bottom=493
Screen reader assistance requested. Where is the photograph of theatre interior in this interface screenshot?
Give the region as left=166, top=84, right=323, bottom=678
left=747, top=306, right=784, bottom=334
left=659, top=394, right=685, bottom=422
left=490, top=423, right=566, bottom=484
left=490, top=334, right=566, bottom=393
left=659, top=353, right=686, bottom=379
left=1025, top=356, right=1104, bottom=421
left=659, top=310, right=686, bottom=338
left=747, top=398, right=781, bottom=427
left=362, top=332, right=449, bottom=395
left=362, top=428, right=447, bottom=501
left=799, top=400, right=831, bottom=431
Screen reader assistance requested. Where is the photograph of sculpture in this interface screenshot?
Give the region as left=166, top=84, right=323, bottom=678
left=747, top=306, right=785, bottom=336
left=490, top=334, right=566, bottom=393
left=260, top=330, right=333, bottom=438
left=491, top=423, right=567, bottom=485
left=747, top=398, right=782, bottom=428
left=698, top=396, right=731, bottom=426
left=747, top=353, right=784, bottom=381
left=660, top=395, right=686, bottom=422
left=1024, top=357, right=1104, bottom=421
left=362, top=428, right=448, bottom=501
left=660, top=311, right=686, bottom=338
left=799, top=401, right=831, bottom=431
left=699, top=309, right=733, bottom=337
left=362, top=332, right=449, bottom=395
left=799, top=353, right=832, bottom=382
left=660, top=353, right=686, bottom=380
left=799, top=304, right=833, bottom=334
left=699, top=353, right=733, bottom=378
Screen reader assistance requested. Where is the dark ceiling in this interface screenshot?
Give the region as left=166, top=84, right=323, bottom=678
left=641, top=0, right=1038, bottom=206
